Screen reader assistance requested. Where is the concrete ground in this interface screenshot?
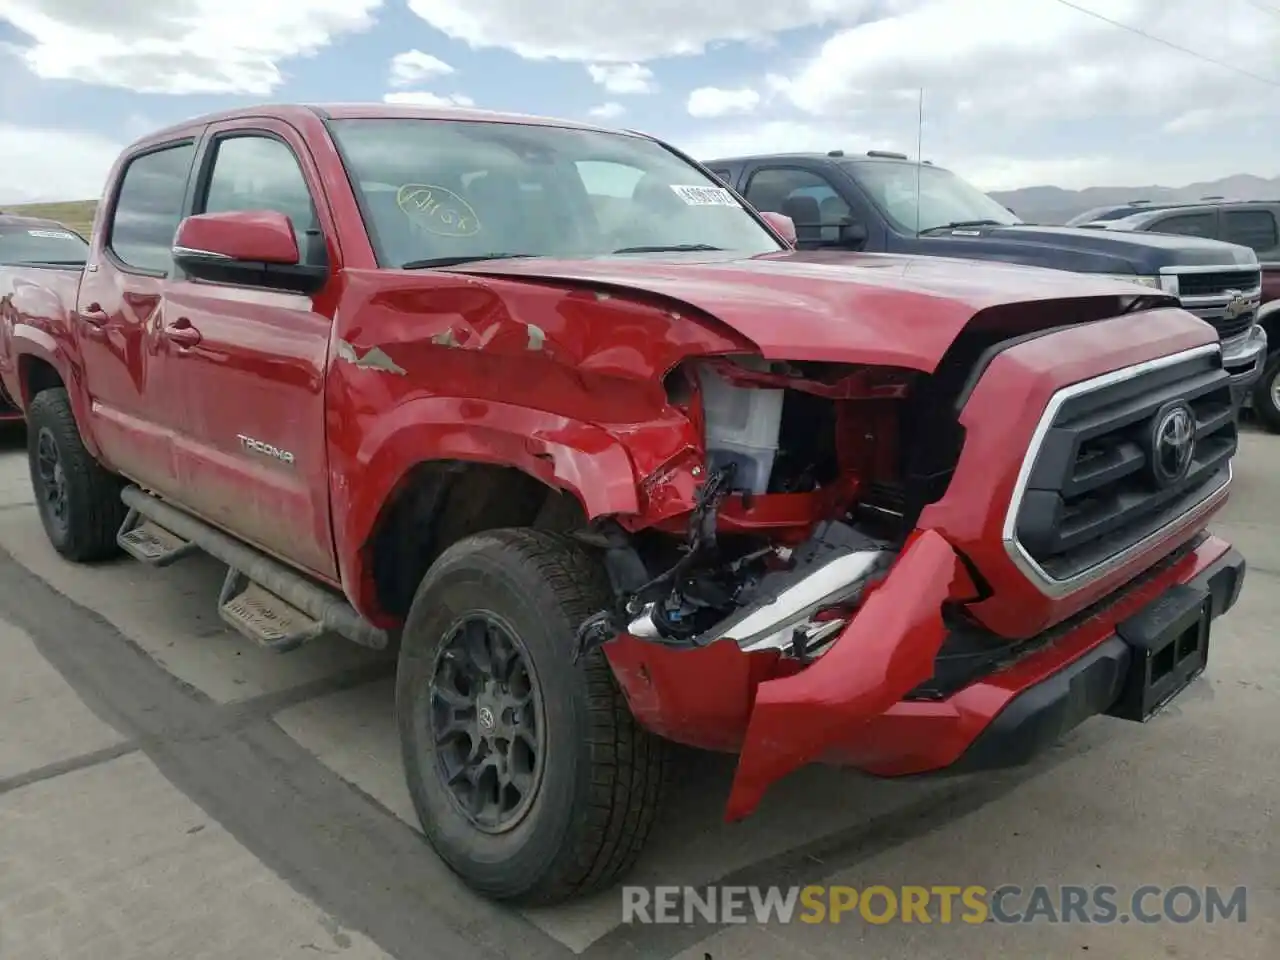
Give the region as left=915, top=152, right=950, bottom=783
left=0, top=421, right=1275, bottom=960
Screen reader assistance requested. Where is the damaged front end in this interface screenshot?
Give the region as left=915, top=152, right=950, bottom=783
left=572, top=349, right=985, bottom=820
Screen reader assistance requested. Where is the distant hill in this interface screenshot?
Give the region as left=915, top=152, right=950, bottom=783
left=0, top=200, right=98, bottom=238
left=989, top=174, right=1280, bottom=225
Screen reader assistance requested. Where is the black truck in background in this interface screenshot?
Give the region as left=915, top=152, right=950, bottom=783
left=702, top=150, right=1267, bottom=409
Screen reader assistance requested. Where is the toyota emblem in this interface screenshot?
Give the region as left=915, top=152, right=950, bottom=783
left=1148, top=401, right=1196, bottom=488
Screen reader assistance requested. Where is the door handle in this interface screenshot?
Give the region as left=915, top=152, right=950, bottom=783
left=79, top=302, right=108, bottom=326
left=163, top=318, right=202, bottom=347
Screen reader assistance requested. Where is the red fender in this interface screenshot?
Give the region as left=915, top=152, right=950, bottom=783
left=333, top=396, right=642, bottom=617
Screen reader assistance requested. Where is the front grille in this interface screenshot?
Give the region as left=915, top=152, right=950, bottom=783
left=1206, top=310, right=1255, bottom=341
left=1177, top=269, right=1260, bottom=297
left=1011, top=346, right=1235, bottom=583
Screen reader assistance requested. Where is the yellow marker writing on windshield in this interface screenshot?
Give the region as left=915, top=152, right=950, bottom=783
left=396, top=184, right=481, bottom=237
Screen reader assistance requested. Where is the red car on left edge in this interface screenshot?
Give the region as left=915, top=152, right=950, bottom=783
left=0, top=214, right=92, bottom=422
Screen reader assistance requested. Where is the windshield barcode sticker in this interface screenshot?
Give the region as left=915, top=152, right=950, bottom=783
left=27, top=229, right=75, bottom=239
left=669, top=185, right=739, bottom=206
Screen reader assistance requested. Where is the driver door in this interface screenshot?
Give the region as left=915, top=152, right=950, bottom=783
left=163, top=119, right=339, bottom=579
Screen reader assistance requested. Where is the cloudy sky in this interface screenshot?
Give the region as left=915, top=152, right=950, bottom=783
left=0, top=0, right=1277, bottom=204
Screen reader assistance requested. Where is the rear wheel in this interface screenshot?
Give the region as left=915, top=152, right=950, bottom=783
left=395, top=528, right=668, bottom=905
left=1250, top=352, right=1280, bottom=434
left=25, top=388, right=126, bottom=561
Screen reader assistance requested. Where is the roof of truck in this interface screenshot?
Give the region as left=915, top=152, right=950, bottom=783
left=132, top=102, right=630, bottom=148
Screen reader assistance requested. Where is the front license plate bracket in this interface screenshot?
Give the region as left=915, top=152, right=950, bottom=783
left=1108, top=583, right=1211, bottom=722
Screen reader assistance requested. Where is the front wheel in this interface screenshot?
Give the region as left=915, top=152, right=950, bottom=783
left=395, top=528, right=669, bottom=905
left=25, top=387, right=126, bottom=561
left=1250, top=352, right=1280, bottom=434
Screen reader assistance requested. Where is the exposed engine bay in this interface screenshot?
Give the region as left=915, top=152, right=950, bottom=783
left=572, top=332, right=992, bottom=663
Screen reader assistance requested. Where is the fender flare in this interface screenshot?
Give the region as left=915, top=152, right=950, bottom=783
left=7, top=333, right=102, bottom=459
left=335, top=396, right=643, bottom=609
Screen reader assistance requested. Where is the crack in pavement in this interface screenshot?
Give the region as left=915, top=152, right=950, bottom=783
left=0, top=741, right=140, bottom=797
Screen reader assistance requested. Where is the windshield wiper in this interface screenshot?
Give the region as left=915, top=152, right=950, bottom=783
left=400, top=253, right=537, bottom=269
left=610, top=243, right=724, bottom=254
left=919, top=220, right=1005, bottom=234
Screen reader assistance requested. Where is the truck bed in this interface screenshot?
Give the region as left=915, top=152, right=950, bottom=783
left=0, top=261, right=84, bottom=420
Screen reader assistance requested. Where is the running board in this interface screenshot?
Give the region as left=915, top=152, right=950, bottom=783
left=117, top=508, right=199, bottom=567
left=118, top=485, right=390, bottom=652
left=218, top=569, right=324, bottom=653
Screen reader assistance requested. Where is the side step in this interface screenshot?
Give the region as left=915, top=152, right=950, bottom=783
left=218, top=569, right=324, bottom=653
left=118, top=485, right=390, bottom=653
left=117, top=508, right=198, bottom=567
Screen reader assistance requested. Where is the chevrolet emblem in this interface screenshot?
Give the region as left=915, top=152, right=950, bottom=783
left=1223, top=290, right=1252, bottom=321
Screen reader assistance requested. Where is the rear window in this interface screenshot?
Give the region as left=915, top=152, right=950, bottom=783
left=0, top=224, right=89, bottom=265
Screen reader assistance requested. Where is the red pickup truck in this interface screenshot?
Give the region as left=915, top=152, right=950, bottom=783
left=0, top=104, right=1247, bottom=905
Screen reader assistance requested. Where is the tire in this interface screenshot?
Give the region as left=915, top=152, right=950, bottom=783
left=1251, top=352, right=1280, bottom=434
left=395, top=528, right=668, bottom=905
left=25, top=387, right=126, bottom=561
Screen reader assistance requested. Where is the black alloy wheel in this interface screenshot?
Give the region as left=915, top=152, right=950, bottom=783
left=34, top=425, right=69, bottom=538
left=430, top=613, right=545, bottom=832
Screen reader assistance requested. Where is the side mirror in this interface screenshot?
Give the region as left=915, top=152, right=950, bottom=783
left=759, top=211, right=797, bottom=247
left=838, top=220, right=868, bottom=247
left=172, top=210, right=327, bottom=294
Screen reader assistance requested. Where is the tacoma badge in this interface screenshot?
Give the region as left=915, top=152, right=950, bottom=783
left=236, top=434, right=295, bottom=465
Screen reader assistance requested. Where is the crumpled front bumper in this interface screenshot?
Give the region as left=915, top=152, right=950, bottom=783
left=603, top=530, right=1242, bottom=822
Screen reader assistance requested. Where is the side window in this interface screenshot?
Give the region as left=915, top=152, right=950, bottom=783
left=708, top=167, right=733, bottom=186
left=109, top=142, right=197, bottom=273
left=201, top=135, right=323, bottom=266
left=1222, top=209, right=1280, bottom=258
left=744, top=167, right=851, bottom=244
left=1148, top=212, right=1216, bottom=239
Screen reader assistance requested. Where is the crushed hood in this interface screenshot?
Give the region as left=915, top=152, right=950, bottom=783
left=453, top=250, right=1175, bottom=371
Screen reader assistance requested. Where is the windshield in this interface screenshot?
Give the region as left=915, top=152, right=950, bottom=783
left=0, top=223, right=89, bottom=264
left=328, top=118, right=782, bottom=268
left=842, top=161, right=1022, bottom=234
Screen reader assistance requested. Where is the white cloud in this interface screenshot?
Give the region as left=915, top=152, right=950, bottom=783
left=0, top=0, right=383, bottom=94
left=0, top=123, right=122, bottom=204
left=3, top=0, right=1278, bottom=200
left=686, top=86, right=761, bottom=118
left=588, top=102, right=626, bottom=120
left=586, top=62, right=655, bottom=94
left=388, top=49, right=454, bottom=87
left=671, top=0, right=1280, bottom=189
left=405, top=0, right=891, bottom=61
left=777, top=0, right=1280, bottom=125
left=382, top=91, right=475, bottom=107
